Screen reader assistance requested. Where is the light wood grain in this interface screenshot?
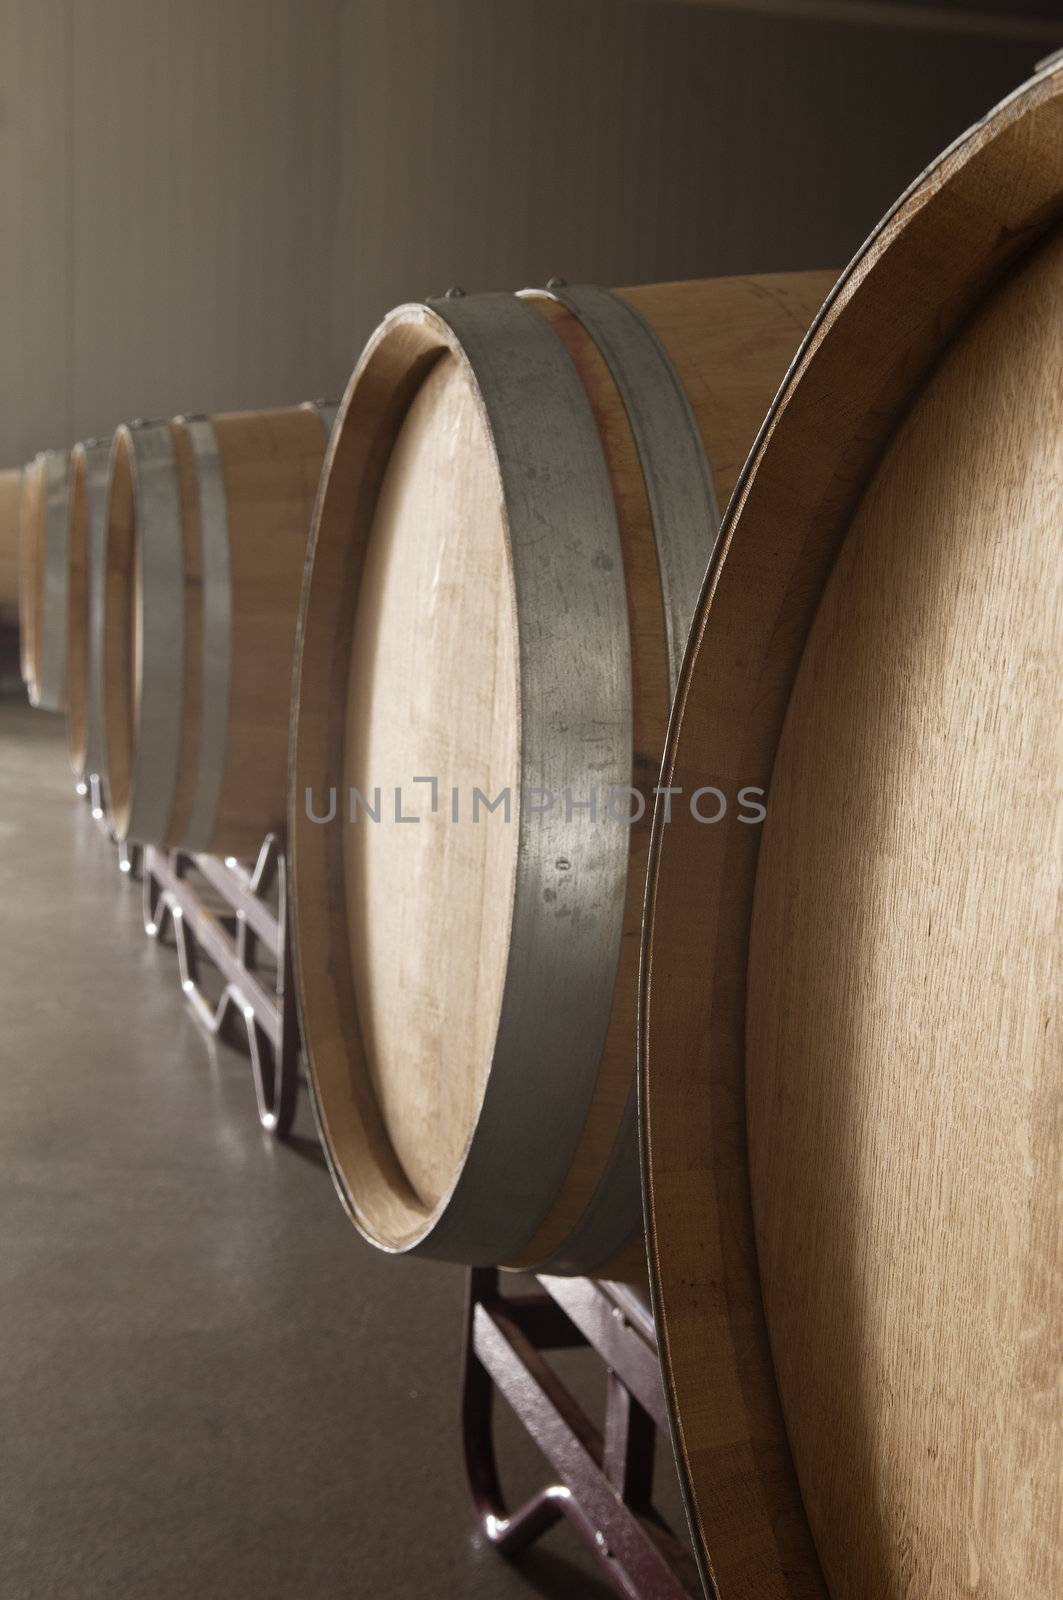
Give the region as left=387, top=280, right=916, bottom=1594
left=640, top=63, right=1063, bottom=1599
left=293, top=314, right=451, bottom=1253
left=205, top=407, right=326, bottom=858
left=620, top=273, right=834, bottom=510
left=101, top=408, right=326, bottom=853
left=748, top=221, right=1063, bottom=1600
left=343, top=352, right=519, bottom=1212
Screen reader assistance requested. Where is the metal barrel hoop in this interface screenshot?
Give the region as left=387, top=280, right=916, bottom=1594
left=405, top=291, right=634, bottom=1265
left=179, top=415, right=232, bottom=855
left=523, top=281, right=720, bottom=1275
left=121, top=421, right=186, bottom=847
left=37, top=450, right=72, bottom=712
left=82, top=437, right=114, bottom=779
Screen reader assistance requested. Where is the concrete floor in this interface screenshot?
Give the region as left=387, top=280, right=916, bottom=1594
left=0, top=697, right=686, bottom=1600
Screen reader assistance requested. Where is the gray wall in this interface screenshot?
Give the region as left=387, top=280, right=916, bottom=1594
left=0, top=0, right=1057, bottom=464
left=0, top=0, right=344, bottom=463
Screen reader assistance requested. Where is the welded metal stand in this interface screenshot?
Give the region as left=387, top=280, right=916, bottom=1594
left=141, top=834, right=300, bottom=1137
left=462, top=1268, right=698, bottom=1600
left=81, top=771, right=141, bottom=876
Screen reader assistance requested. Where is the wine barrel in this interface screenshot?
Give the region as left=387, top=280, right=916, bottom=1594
left=0, top=467, right=21, bottom=627
left=19, top=450, right=70, bottom=711
left=101, top=403, right=334, bottom=857
left=641, top=64, right=1062, bottom=1600
left=290, top=268, right=835, bottom=1274
left=66, top=438, right=112, bottom=782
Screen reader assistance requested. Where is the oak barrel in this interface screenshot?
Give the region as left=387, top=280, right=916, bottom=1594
left=101, top=404, right=333, bottom=856
left=290, top=269, right=834, bottom=1273
left=19, top=450, right=70, bottom=711
left=640, top=64, right=1063, bottom=1600
left=0, top=467, right=21, bottom=627
left=67, top=438, right=111, bottom=780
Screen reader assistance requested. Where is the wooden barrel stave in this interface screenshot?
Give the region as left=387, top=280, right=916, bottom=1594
left=640, top=62, right=1063, bottom=1600
left=18, top=459, right=41, bottom=691
left=102, top=405, right=331, bottom=856
left=19, top=450, right=70, bottom=711
left=207, top=407, right=332, bottom=859
left=67, top=438, right=114, bottom=780
left=104, top=422, right=187, bottom=843
left=750, top=219, right=1063, bottom=1600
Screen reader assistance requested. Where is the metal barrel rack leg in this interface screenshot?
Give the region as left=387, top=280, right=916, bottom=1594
left=117, top=838, right=141, bottom=877
left=79, top=771, right=141, bottom=877
left=462, top=1267, right=700, bottom=1600
left=86, top=771, right=107, bottom=825
left=141, top=833, right=300, bottom=1137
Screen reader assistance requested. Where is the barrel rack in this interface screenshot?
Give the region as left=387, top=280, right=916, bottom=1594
left=83, top=771, right=139, bottom=876
left=79, top=774, right=300, bottom=1137
left=76, top=775, right=696, bottom=1598
left=463, top=1268, right=698, bottom=1600
left=141, top=836, right=301, bottom=1137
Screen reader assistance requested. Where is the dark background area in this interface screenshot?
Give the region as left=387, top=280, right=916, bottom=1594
left=1, top=0, right=1059, bottom=463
